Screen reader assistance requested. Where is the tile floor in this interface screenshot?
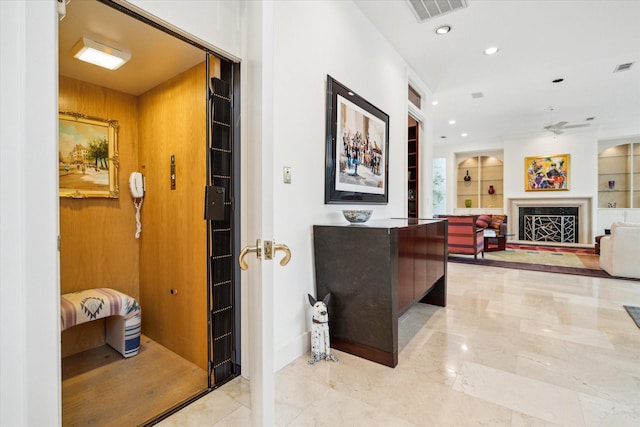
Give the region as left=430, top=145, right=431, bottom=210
left=158, top=263, right=640, bottom=426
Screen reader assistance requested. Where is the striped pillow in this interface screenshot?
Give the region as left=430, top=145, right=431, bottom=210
left=490, top=214, right=505, bottom=230
left=476, top=214, right=492, bottom=228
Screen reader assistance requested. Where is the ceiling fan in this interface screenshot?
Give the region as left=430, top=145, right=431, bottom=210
left=543, top=107, right=591, bottom=134
left=543, top=121, right=591, bottom=135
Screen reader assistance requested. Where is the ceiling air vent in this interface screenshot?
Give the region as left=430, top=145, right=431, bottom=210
left=614, top=62, right=634, bottom=72
left=407, top=0, right=468, bottom=22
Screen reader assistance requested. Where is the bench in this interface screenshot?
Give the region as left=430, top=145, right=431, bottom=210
left=61, top=288, right=141, bottom=358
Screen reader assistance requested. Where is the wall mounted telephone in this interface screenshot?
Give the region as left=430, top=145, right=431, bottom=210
left=129, top=172, right=144, bottom=239
left=129, top=172, right=145, bottom=198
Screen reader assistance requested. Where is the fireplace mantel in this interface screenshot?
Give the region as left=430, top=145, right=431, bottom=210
left=507, top=197, right=592, bottom=245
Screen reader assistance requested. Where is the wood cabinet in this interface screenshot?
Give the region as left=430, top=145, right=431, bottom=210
left=408, top=123, right=419, bottom=218
left=313, top=219, right=447, bottom=367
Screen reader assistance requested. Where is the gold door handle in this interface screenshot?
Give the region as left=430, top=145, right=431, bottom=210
left=273, top=243, right=291, bottom=266
left=238, top=239, right=261, bottom=271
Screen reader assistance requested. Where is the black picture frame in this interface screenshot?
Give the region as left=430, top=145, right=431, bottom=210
left=325, top=75, right=389, bottom=204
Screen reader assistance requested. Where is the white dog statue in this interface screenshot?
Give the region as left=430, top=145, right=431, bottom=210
left=308, top=293, right=339, bottom=364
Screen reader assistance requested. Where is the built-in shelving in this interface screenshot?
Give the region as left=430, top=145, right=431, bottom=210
left=456, top=155, right=503, bottom=209
left=598, top=143, right=639, bottom=208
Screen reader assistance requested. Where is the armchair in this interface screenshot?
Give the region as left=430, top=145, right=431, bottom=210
left=435, top=215, right=484, bottom=260
left=599, top=222, right=640, bottom=279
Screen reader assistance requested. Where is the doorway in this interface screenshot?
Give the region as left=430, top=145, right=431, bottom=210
left=58, top=1, right=240, bottom=425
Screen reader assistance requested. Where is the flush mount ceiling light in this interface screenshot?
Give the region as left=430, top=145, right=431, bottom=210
left=432, top=100, right=439, bottom=106
left=484, top=46, right=499, bottom=55
left=461, top=133, right=468, bottom=137
left=448, top=119, right=456, bottom=124
left=71, top=37, right=131, bottom=70
left=552, top=78, right=564, bottom=83
left=435, top=25, right=451, bottom=35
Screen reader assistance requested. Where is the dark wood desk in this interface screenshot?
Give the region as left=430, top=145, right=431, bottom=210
left=313, top=219, right=447, bottom=367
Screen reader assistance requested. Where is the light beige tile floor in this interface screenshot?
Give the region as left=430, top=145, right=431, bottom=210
left=158, top=263, right=640, bottom=426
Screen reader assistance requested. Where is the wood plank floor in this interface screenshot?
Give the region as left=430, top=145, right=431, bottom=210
left=62, top=335, right=208, bottom=426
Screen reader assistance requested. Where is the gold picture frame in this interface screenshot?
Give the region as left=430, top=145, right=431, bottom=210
left=58, top=112, right=119, bottom=198
left=524, top=154, right=569, bottom=191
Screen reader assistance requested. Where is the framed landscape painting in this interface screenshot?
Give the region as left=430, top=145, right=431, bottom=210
left=524, top=154, right=569, bottom=191
left=58, top=112, right=119, bottom=198
left=324, top=75, right=389, bottom=204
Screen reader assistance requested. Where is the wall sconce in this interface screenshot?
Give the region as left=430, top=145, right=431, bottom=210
left=488, top=185, right=495, bottom=195
left=71, top=37, right=131, bottom=70
left=463, top=170, right=471, bottom=182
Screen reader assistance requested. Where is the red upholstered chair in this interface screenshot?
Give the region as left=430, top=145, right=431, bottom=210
left=435, top=215, right=485, bottom=260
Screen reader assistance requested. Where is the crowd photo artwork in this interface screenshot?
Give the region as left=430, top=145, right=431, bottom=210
left=335, top=95, right=386, bottom=195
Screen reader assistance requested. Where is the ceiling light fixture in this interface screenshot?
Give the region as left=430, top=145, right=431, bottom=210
left=461, top=133, right=468, bottom=137
left=435, top=25, right=451, bottom=35
left=552, top=78, right=564, bottom=83
left=71, top=37, right=131, bottom=70
left=448, top=119, right=456, bottom=124
left=432, top=100, right=438, bottom=106
left=484, top=46, right=499, bottom=55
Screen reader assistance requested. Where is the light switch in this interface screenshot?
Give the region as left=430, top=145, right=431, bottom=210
left=283, top=166, right=292, bottom=184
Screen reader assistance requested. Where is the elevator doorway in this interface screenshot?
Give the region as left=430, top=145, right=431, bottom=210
left=58, top=1, right=240, bottom=424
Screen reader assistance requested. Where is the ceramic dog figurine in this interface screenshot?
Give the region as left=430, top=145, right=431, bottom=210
left=308, top=293, right=339, bottom=364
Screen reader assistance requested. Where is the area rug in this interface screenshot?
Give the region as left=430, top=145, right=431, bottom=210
left=623, top=306, right=640, bottom=329
left=506, top=243, right=595, bottom=255
left=449, top=248, right=610, bottom=278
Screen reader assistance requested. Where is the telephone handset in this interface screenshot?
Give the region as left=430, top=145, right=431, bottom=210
left=129, top=172, right=145, bottom=198
left=129, top=172, right=144, bottom=239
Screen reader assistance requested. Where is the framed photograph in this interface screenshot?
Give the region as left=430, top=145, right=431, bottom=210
left=325, top=75, right=389, bottom=204
left=524, top=154, right=569, bottom=191
left=58, top=112, right=119, bottom=198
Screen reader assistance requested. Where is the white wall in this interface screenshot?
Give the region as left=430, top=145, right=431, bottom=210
left=0, top=1, right=60, bottom=425
left=435, top=129, right=601, bottom=240
left=270, top=0, right=430, bottom=369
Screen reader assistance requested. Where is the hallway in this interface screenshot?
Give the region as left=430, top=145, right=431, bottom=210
left=159, top=262, right=640, bottom=426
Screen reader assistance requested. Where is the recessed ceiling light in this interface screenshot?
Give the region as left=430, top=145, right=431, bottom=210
left=435, top=25, right=451, bottom=35
left=461, top=133, right=468, bottom=137
left=552, top=78, right=564, bottom=83
left=448, top=119, right=456, bottom=125
left=586, top=117, right=595, bottom=121
left=484, top=46, right=499, bottom=55
left=440, top=136, right=447, bottom=139
left=347, top=91, right=354, bottom=96
left=432, top=100, right=438, bottom=106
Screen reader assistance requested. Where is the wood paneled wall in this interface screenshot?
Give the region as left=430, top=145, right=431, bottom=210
left=59, top=76, right=140, bottom=356
left=59, top=59, right=215, bottom=370
left=138, top=61, right=209, bottom=370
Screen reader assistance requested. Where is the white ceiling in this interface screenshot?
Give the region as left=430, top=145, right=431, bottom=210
left=61, top=0, right=640, bottom=145
left=354, top=0, right=640, bottom=144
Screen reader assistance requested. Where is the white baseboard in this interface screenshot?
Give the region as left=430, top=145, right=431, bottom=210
left=275, top=331, right=310, bottom=372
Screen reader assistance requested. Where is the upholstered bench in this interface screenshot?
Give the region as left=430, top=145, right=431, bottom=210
left=61, top=288, right=141, bottom=358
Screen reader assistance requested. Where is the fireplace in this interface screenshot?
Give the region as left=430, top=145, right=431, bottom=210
left=508, top=198, right=592, bottom=245
left=519, top=206, right=579, bottom=243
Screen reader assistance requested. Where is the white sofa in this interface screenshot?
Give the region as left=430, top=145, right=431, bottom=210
left=599, top=222, right=640, bottom=279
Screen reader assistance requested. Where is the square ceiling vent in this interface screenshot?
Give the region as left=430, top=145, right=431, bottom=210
left=407, top=0, right=468, bottom=22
